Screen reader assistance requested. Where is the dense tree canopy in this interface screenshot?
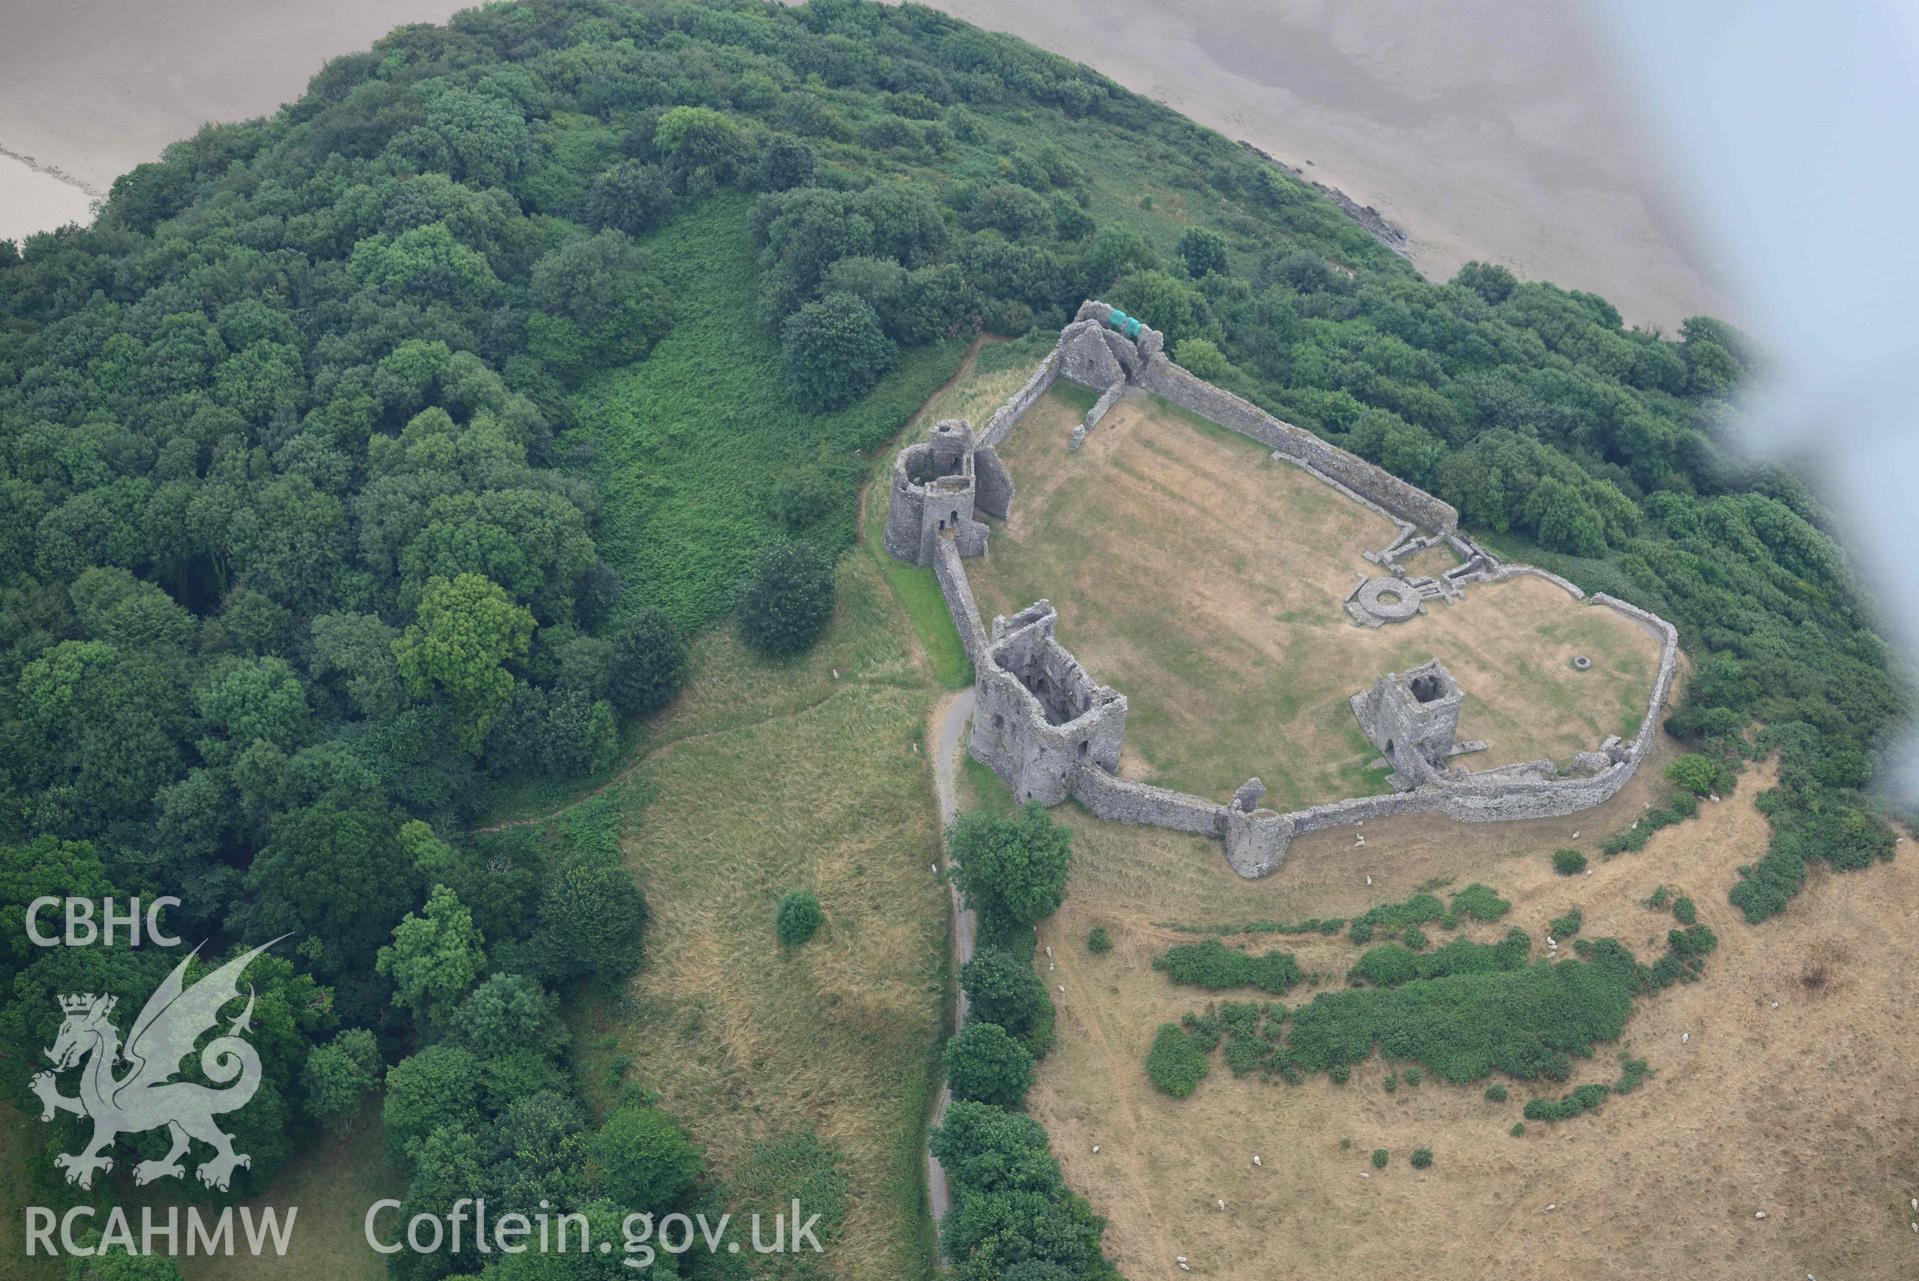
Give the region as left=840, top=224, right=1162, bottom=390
left=0, top=0, right=1901, bottom=1272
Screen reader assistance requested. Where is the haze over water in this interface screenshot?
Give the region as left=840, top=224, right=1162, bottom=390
left=0, top=0, right=1726, bottom=329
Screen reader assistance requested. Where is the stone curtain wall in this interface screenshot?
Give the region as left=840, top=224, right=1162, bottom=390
left=979, top=347, right=1064, bottom=450
left=910, top=306, right=1683, bottom=879
left=1073, top=764, right=1226, bottom=835
left=933, top=538, right=988, bottom=669
left=1137, top=358, right=1460, bottom=536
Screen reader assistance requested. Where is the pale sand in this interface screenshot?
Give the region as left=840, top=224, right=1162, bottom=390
left=0, top=0, right=1730, bottom=322
left=929, top=0, right=1734, bottom=329
left=0, top=153, right=95, bottom=244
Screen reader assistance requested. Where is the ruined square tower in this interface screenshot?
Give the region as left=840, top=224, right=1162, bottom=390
left=1349, top=658, right=1464, bottom=787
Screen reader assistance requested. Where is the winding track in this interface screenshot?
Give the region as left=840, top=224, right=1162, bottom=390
left=923, top=687, right=977, bottom=1229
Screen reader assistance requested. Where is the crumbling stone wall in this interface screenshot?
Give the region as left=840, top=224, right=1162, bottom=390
left=978, top=348, right=1063, bottom=450
left=932, top=539, right=987, bottom=669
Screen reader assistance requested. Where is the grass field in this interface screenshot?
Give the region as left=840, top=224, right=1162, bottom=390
left=571, top=193, right=970, bottom=630
left=960, top=383, right=1663, bottom=808
left=552, top=462, right=958, bottom=1281
left=951, top=730, right=1919, bottom=1281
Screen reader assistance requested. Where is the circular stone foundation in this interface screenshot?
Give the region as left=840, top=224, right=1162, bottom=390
left=1570, top=654, right=1593, bottom=671
left=1353, top=576, right=1423, bottom=624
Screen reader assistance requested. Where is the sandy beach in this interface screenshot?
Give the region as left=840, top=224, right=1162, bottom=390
left=0, top=0, right=1732, bottom=327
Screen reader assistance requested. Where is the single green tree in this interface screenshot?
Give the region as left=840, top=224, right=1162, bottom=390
left=960, top=948, right=1051, bottom=1046
left=302, top=1028, right=382, bottom=1133
left=1176, top=226, right=1230, bottom=277
left=949, top=804, right=1073, bottom=929
left=593, top=1103, right=704, bottom=1214
left=775, top=889, right=824, bottom=947
left=944, top=1022, right=1035, bottom=1108
left=393, top=573, right=535, bottom=754
left=781, top=293, right=896, bottom=410
left=377, top=884, right=487, bottom=1021
left=607, top=608, right=687, bottom=718
left=735, top=541, right=836, bottom=658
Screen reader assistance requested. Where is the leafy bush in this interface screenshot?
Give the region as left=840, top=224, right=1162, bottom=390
left=1444, top=883, right=1511, bottom=925
left=1484, top=1084, right=1508, bottom=1103
left=1086, top=925, right=1112, bottom=954
left=1510, top=1122, right=1527, bottom=1138
left=775, top=889, right=823, bottom=947
left=1523, top=1082, right=1610, bottom=1122
left=1552, top=848, right=1588, bottom=876
left=1666, top=753, right=1732, bottom=797
left=1347, top=929, right=1531, bottom=988
left=1146, top=1023, right=1211, bottom=1099
left=944, top=1022, right=1035, bottom=1108
left=1371, top=1148, right=1389, bottom=1169
left=594, top=1102, right=705, bottom=1214
left=1410, top=1147, right=1433, bottom=1169
left=1154, top=939, right=1303, bottom=994
left=1548, top=907, right=1583, bottom=939
left=735, top=540, right=836, bottom=658
left=1670, top=895, right=1697, bottom=926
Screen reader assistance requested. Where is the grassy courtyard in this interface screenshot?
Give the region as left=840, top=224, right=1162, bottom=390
left=960, top=382, right=1664, bottom=810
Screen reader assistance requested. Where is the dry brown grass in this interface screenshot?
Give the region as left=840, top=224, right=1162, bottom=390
left=962, top=386, right=1663, bottom=809
left=1002, top=738, right=1919, bottom=1281
left=566, top=516, right=950, bottom=1281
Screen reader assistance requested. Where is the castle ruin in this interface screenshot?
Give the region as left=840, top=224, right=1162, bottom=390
left=886, top=302, right=1680, bottom=878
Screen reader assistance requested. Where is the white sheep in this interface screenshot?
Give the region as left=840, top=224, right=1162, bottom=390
left=1365, top=875, right=1373, bottom=887
left=1091, top=1144, right=1099, bottom=1154
left=1252, top=1154, right=1263, bottom=1167
left=1216, top=1199, right=1225, bottom=1211
left=1545, top=936, right=1557, bottom=949
left=1681, top=1031, right=1690, bottom=1044
left=1045, top=945, right=1053, bottom=958
left=1755, top=1210, right=1766, bottom=1220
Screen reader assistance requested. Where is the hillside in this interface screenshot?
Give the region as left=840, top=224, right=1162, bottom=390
left=0, top=2, right=1903, bottom=1279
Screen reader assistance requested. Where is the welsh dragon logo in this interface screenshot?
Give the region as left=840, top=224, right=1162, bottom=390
left=30, top=938, right=283, bottom=1192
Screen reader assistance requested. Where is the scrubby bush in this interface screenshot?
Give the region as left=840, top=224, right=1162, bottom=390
left=1666, top=753, right=1732, bottom=797
left=1403, top=1067, right=1422, bottom=1086
left=1371, top=1148, right=1389, bottom=1169
left=1410, top=1147, right=1433, bottom=1169
left=1154, top=939, right=1303, bottom=994
left=1549, top=907, right=1583, bottom=939
left=1086, top=925, right=1112, bottom=954
left=1484, top=1084, right=1508, bottom=1103
left=775, top=889, right=823, bottom=947
left=1146, top=1023, right=1211, bottom=1099
left=1671, top=895, right=1697, bottom=926
left=735, top=540, right=836, bottom=658
left=945, top=1022, right=1035, bottom=1108
left=1510, top=1122, right=1527, bottom=1138
left=1552, top=848, right=1588, bottom=876
left=1523, top=1082, right=1610, bottom=1122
